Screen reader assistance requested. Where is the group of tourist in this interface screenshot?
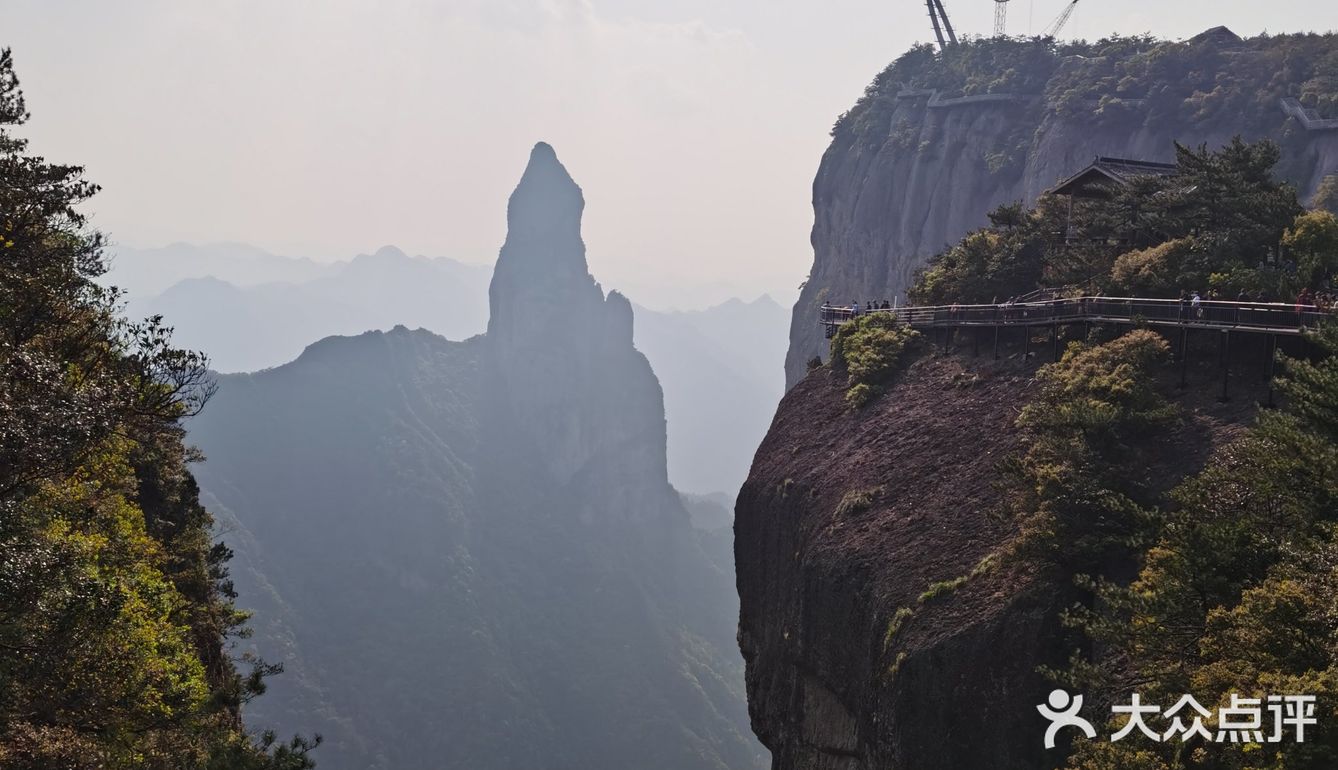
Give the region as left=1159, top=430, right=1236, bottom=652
left=1178, top=287, right=1338, bottom=315
left=1295, top=288, right=1338, bottom=312
left=820, top=299, right=892, bottom=319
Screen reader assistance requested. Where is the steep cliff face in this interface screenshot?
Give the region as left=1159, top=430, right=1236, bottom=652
left=786, top=32, right=1338, bottom=386
left=737, top=348, right=1262, bottom=769
left=190, top=144, right=763, bottom=770
left=738, top=355, right=1063, bottom=769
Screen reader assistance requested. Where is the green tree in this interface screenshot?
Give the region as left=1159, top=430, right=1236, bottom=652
left=1011, top=330, right=1176, bottom=570
left=912, top=138, right=1304, bottom=302
left=0, top=48, right=316, bottom=769
left=1283, top=210, right=1338, bottom=286
left=1063, top=323, right=1338, bottom=769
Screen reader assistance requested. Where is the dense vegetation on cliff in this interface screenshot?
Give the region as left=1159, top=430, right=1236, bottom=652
left=835, top=31, right=1338, bottom=153
left=0, top=50, right=313, bottom=769
left=786, top=28, right=1338, bottom=386
left=911, top=138, right=1335, bottom=304
left=1048, top=326, right=1338, bottom=769
left=897, top=132, right=1338, bottom=766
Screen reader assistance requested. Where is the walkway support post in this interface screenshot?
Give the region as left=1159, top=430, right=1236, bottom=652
left=1219, top=329, right=1231, bottom=403
left=1178, top=326, right=1189, bottom=389
left=993, top=324, right=1000, bottom=360
left=1022, top=325, right=1030, bottom=359
left=1052, top=322, right=1061, bottom=362
left=1266, top=334, right=1277, bottom=408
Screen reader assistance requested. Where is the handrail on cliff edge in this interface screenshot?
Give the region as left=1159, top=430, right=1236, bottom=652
left=820, top=296, right=1332, bottom=340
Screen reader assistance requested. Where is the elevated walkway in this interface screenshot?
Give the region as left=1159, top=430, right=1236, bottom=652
left=1280, top=98, right=1338, bottom=131
left=822, top=296, right=1330, bottom=401
left=822, top=296, right=1327, bottom=339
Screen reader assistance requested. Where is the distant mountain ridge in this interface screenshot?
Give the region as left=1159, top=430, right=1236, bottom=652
left=123, top=242, right=787, bottom=495
left=118, top=245, right=492, bottom=371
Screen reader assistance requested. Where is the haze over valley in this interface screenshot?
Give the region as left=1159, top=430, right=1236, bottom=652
left=6, top=3, right=1338, bottom=770
left=105, top=242, right=788, bottom=497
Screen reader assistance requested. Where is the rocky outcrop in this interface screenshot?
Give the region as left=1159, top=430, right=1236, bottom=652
left=739, top=345, right=1267, bottom=769
left=785, top=33, right=1338, bottom=386
left=190, top=144, right=763, bottom=770
left=737, top=355, right=1067, bottom=769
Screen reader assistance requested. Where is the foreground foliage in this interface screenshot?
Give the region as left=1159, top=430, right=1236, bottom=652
left=1057, top=323, right=1338, bottom=769
left=1011, top=330, right=1176, bottom=569
left=1001, top=319, right=1338, bottom=766
left=0, top=49, right=315, bottom=768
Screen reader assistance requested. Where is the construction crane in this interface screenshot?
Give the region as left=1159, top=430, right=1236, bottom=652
left=1043, top=0, right=1080, bottom=38
left=993, top=0, right=1009, bottom=36
left=925, top=0, right=958, bottom=50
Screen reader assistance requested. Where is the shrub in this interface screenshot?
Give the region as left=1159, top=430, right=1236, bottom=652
left=917, top=575, right=969, bottom=604
left=882, top=607, right=916, bottom=650
left=1013, top=330, right=1176, bottom=566
left=1109, top=237, right=1194, bottom=295
left=829, top=313, right=920, bottom=408
left=834, top=487, right=880, bottom=518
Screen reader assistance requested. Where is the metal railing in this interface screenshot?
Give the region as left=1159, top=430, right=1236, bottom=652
left=821, top=296, right=1332, bottom=338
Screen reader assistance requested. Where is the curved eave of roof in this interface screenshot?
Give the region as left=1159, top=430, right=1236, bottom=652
left=1045, top=166, right=1126, bottom=197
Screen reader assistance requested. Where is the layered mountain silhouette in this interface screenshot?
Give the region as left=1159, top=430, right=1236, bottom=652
left=120, top=244, right=785, bottom=496
left=122, top=246, right=492, bottom=372
left=188, top=143, right=765, bottom=770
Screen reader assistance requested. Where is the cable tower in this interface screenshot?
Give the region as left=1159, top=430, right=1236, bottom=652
left=994, top=0, right=1009, bottom=36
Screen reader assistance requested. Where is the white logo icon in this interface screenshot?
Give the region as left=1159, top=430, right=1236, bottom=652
left=1037, top=689, right=1096, bottom=749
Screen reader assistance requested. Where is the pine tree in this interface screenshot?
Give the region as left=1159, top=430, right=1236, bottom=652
left=0, top=48, right=317, bottom=770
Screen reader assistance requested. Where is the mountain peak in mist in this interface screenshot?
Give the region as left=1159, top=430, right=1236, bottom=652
left=501, top=142, right=587, bottom=269
left=367, top=244, right=410, bottom=261
left=488, top=143, right=602, bottom=344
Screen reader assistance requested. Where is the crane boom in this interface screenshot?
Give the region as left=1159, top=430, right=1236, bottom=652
left=926, top=0, right=949, bottom=49
left=1043, top=0, right=1079, bottom=38
left=933, top=0, right=958, bottom=45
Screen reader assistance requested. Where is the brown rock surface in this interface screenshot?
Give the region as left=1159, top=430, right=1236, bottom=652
left=737, top=342, right=1266, bottom=769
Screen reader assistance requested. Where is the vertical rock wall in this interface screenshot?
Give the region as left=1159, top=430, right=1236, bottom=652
left=785, top=53, right=1338, bottom=387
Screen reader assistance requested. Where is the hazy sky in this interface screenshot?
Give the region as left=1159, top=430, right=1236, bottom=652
left=10, top=1, right=1335, bottom=307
